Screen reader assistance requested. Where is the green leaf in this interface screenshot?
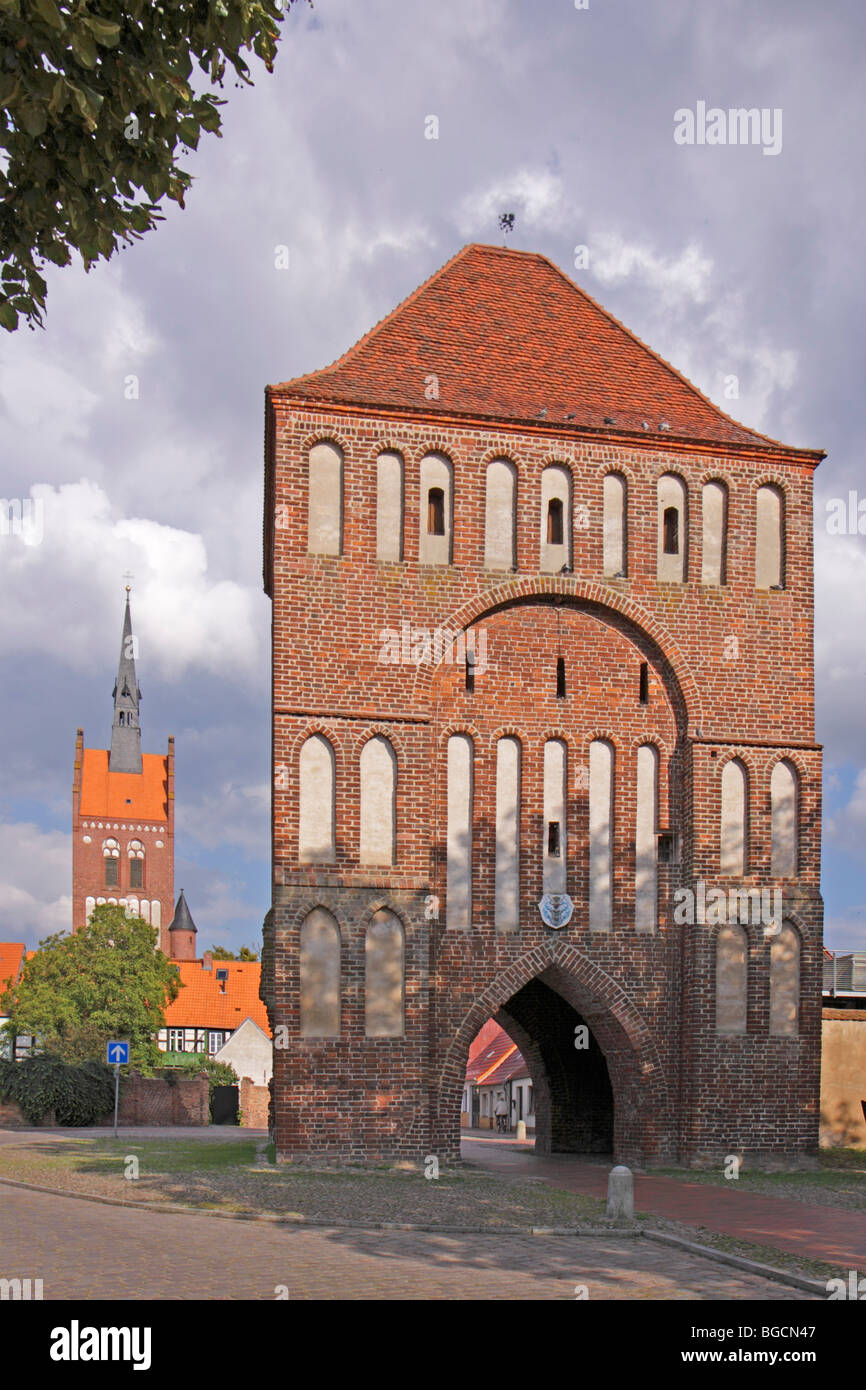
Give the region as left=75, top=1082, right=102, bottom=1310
left=177, top=115, right=199, bottom=144
left=32, top=0, right=62, bottom=29
left=47, top=75, right=68, bottom=115
left=70, top=28, right=99, bottom=69
left=18, top=103, right=48, bottom=137
left=0, top=73, right=21, bottom=108
left=83, top=16, right=121, bottom=47
left=0, top=301, right=18, bottom=331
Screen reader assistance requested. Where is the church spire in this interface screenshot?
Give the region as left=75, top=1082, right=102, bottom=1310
left=109, top=588, right=142, bottom=774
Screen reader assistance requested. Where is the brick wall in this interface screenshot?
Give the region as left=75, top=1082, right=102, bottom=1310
left=118, top=1072, right=209, bottom=1126
left=239, top=1077, right=270, bottom=1129
left=264, top=402, right=823, bottom=1166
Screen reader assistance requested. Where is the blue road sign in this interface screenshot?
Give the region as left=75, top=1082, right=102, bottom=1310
left=107, top=1040, right=129, bottom=1066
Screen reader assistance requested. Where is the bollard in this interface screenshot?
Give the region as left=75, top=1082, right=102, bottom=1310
left=605, top=1164, right=634, bottom=1219
left=516, top=1120, right=526, bottom=1141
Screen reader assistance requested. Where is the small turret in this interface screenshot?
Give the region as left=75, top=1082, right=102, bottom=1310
left=168, top=889, right=197, bottom=962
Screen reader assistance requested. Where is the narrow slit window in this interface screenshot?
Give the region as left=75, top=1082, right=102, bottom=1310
left=639, top=662, right=649, bottom=705
left=427, top=487, right=445, bottom=536
left=547, top=821, right=561, bottom=856
left=556, top=656, right=566, bottom=699
left=104, top=858, right=118, bottom=887
left=465, top=649, right=475, bottom=693
left=663, top=506, right=679, bottom=555
left=547, top=497, right=564, bottom=545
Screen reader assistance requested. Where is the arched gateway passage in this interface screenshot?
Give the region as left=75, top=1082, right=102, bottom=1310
left=437, top=940, right=670, bottom=1166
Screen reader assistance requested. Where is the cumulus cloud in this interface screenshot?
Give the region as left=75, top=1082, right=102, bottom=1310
left=0, top=481, right=264, bottom=684
left=183, top=781, right=270, bottom=860
left=0, top=822, right=71, bottom=948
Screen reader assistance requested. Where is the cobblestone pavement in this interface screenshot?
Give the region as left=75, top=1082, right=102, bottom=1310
left=463, top=1140, right=866, bottom=1271
left=0, top=1185, right=814, bottom=1300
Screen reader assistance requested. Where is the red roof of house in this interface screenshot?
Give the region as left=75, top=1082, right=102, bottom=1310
left=466, top=1022, right=528, bottom=1085
left=269, top=243, right=821, bottom=455
left=79, top=749, right=169, bottom=822
left=468, top=1017, right=501, bottom=1064
left=163, top=960, right=271, bottom=1035
left=0, top=942, right=25, bottom=998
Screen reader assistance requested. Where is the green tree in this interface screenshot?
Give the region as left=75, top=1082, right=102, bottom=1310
left=0, top=0, right=308, bottom=330
left=209, top=944, right=259, bottom=960
left=0, top=904, right=182, bottom=1069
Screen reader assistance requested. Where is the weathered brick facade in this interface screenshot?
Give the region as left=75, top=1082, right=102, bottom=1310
left=261, top=245, right=824, bottom=1167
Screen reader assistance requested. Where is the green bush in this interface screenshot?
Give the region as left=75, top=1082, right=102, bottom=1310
left=0, top=1054, right=115, bottom=1126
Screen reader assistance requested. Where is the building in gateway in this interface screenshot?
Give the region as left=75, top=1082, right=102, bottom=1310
left=260, top=243, right=824, bottom=1166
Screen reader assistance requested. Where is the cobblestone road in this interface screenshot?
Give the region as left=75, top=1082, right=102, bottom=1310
left=1, top=1185, right=813, bottom=1300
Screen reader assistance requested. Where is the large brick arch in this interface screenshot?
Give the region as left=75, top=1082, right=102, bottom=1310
left=436, top=938, right=672, bottom=1164
left=410, top=577, right=699, bottom=734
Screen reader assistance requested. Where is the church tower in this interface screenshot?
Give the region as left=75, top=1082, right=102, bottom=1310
left=72, top=591, right=175, bottom=954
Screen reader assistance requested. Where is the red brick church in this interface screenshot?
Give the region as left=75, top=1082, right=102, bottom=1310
left=72, top=591, right=175, bottom=954
left=260, top=243, right=825, bottom=1166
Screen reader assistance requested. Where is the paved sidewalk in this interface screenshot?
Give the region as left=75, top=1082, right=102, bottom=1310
left=0, top=1184, right=813, bottom=1300
left=463, top=1139, right=866, bottom=1271
left=0, top=1126, right=267, bottom=1146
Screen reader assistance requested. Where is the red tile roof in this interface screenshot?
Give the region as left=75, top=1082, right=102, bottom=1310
left=163, top=960, right=271, bottom=1035
left=80, top=749, right=169, bottom=822
left=269, top=243, right=821, bottom=454
left=481, top=1050, right=531, bottom=1087
left=466, top=1022, right=528, bottom=1084
left=468, top=1017, right=501, bottom=1063
left=0, top=942, right=25, bottom=999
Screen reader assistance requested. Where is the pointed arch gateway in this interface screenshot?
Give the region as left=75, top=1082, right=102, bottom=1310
left=438, top=939, right=671, bottom=1165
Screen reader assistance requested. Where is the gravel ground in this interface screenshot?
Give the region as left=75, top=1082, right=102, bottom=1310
left=0, top=1138, right=606, bottom=1228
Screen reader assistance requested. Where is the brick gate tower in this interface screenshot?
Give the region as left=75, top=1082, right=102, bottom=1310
left=261, top=245, right=825, bottom=1166
left=72, top=591, right=174, bottom=953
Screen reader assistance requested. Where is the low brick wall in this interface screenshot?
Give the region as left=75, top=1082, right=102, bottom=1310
left=0, top=1099, right=56, bottom=1129
left=0, top=1072, right=209, bottom=1128
left=239, top=1077, right=269, bottom=1129
left=118, top=1072, right=209, bottom=1126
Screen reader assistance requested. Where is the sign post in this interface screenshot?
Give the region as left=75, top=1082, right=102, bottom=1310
left=106, top=1041, right=130, bottom=1139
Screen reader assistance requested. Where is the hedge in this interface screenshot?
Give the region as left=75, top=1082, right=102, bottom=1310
left=0, top=1054, right=115, bottom=1126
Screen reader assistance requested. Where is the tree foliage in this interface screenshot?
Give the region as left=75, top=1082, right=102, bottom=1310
left=0, top=0, right=307, bottom=330
left=209, top=944, right=259, bottom=960
left=0, top=904, right=182, bottom=1069
left=0, top=1054, right=114, bottom=1125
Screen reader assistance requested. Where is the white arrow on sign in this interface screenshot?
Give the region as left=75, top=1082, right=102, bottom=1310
left=108, top=1043, right=127, bottom=1063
